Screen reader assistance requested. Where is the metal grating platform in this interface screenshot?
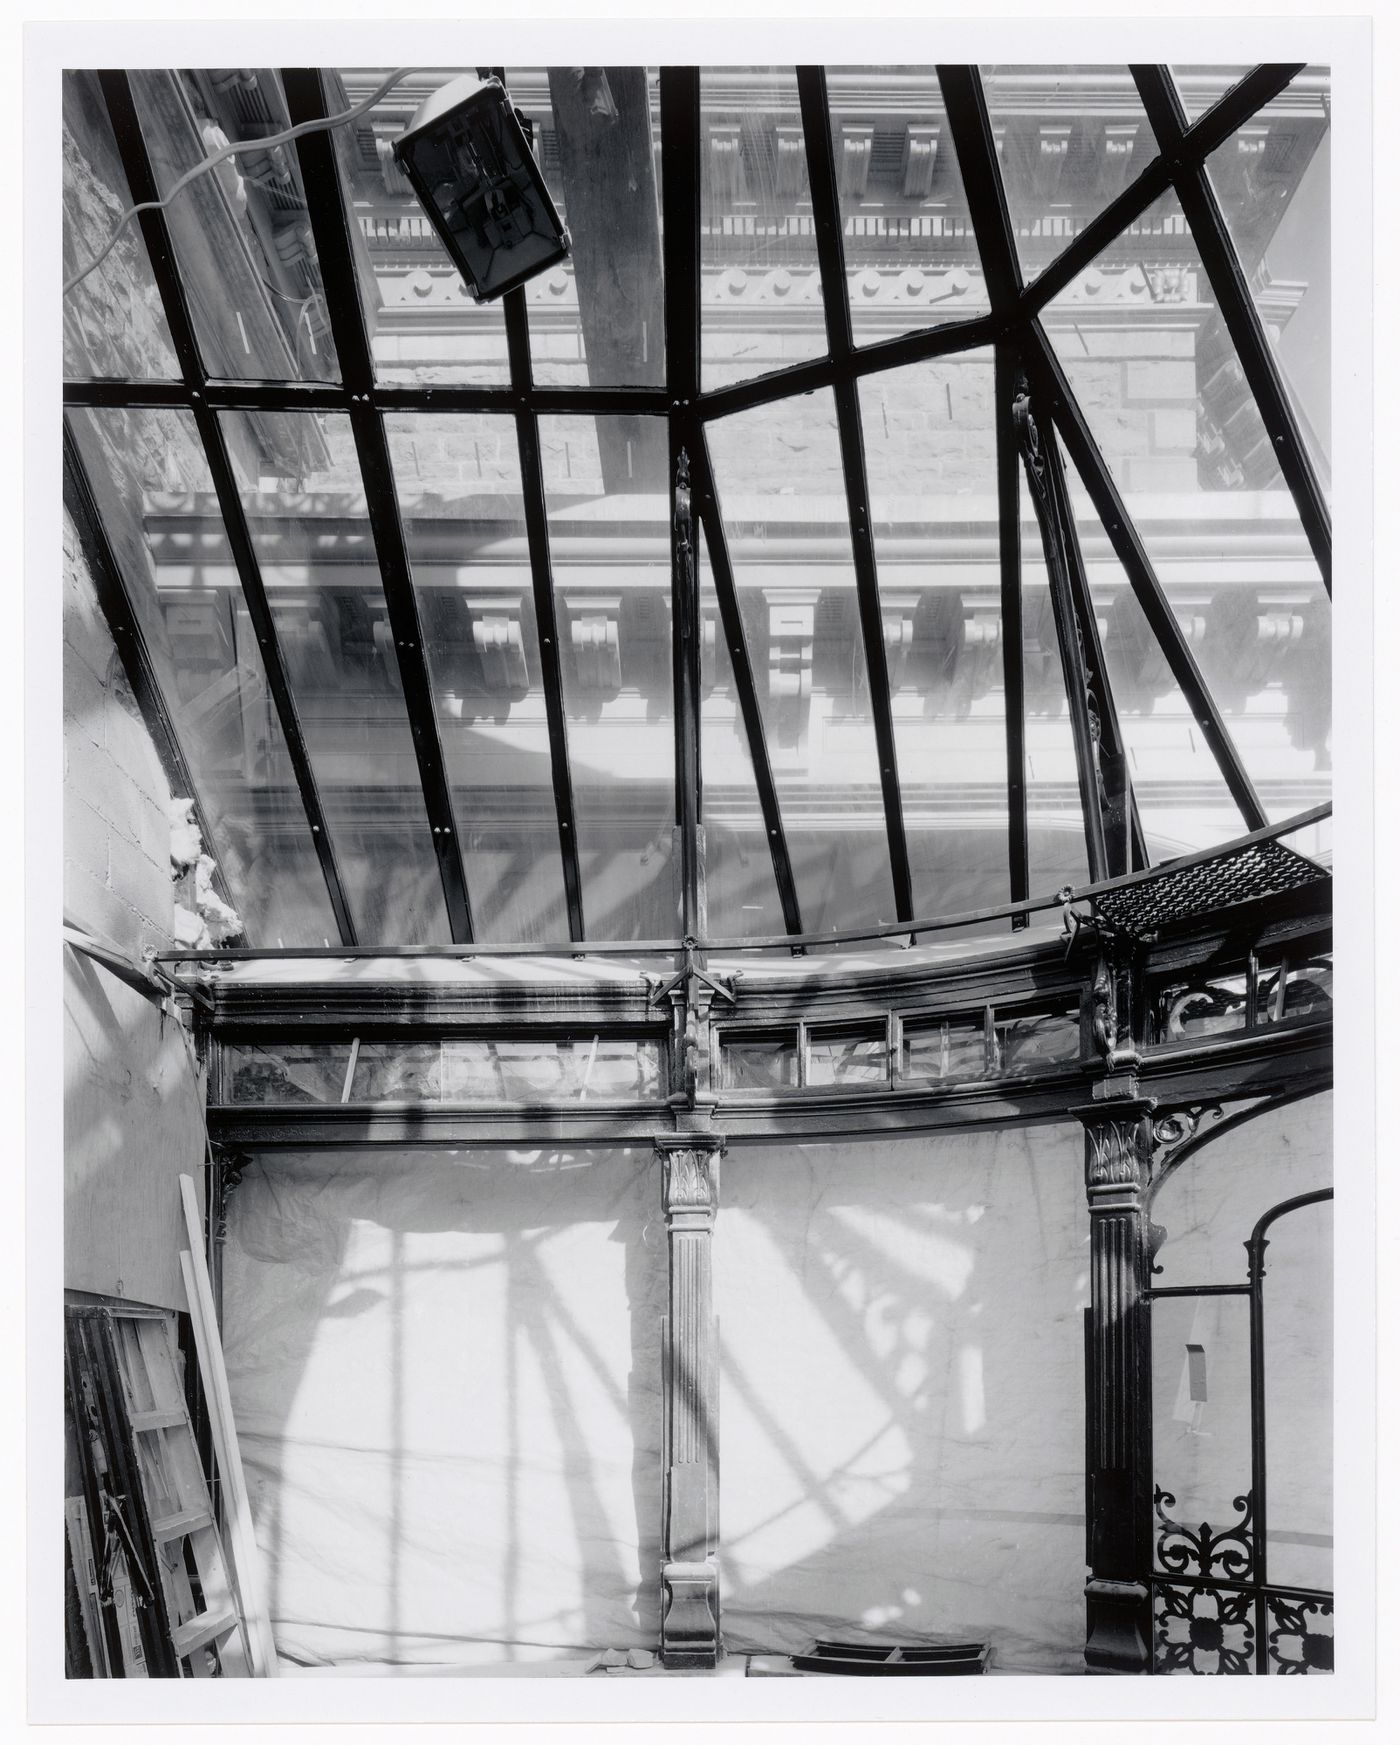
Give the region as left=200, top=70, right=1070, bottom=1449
left=1092, top=837, right=1328, bottom=940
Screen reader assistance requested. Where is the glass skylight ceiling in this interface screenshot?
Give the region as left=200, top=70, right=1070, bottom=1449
left=62, top=64, right=1332, bottom=950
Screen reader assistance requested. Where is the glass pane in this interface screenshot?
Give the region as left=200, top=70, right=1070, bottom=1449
left=1058, top=446, right=1248, bottom=858
left=225, top=1042, right=351, bottom=1104
left=509, top=68, right=665, bottom=388
left=979, top=65, right=1157, bottom=286
left=127, top=70, right=340, bottom=383
left=900, top=1014, right=986, bottom=1082
left=1151, top=970, right=1251, bottom=1045
left=1256, top=954, right=1332, bottom=1026
left=859, top=352, right=1011, bottom=920
left=219, top=409, right=451, bottom=944
left=697, top=527, right=787, bottom=941
left=826, top=66, right=990, bottom=345
left=1150, top=1092, right=1331, bottom=1287
left=1043, top=185, right=1330, bottom=826
left=1152, top=1294, right=1254, bottom=1560
left=386, top=413, right=569, bottom=942
left=993, top=1008, right=1080, bottom=1074
left=1019, top=469, right=1092, bottom=896
left=722, top=1032, right=798, bottom=1091
left=440, top=1037, right=662, bottom=1101
left=1171, top=65, right=1256, bottom=125
left=707, top=390, right=899, bottom=936
left=1262, top=1201, right=1332, bottom=1591
left=63, top=72, right=181, bottom=380
left=351, top=1041, right=442, bottom=1101
left=700, top=66, right=828, bottom=391
left=807, top=1025, right=887, bottom=1088
left=538, top=414, right=676, bottom=940
left=67, top=407, right=338, bottom=947
left=1205, top=67, right=1330, bottom=479
left=334, top=68, right=511, bottom=385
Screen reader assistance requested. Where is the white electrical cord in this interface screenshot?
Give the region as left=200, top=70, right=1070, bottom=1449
left=65, top=67, right=421, bottom=298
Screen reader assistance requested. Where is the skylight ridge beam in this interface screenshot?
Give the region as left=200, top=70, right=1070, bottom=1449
left=799, top=65, right=915, bottom=924
left=661, top=69, right=705, bottom=943
left=503, top=289, right=588, bottom=944
left=98, top=70, right=357, bottom=947
left=1132, top=64, right=1331, bottom=596
left=282, top=67, right=476, bottom=945
left=994, top=344, right=1030, bottom=928
left=1029, top=324, right=1269, bottom=833
left=63, top=427, right=242, bottom=937
left=1023, top=62, right=1306, bottom=321
left=690, top=427, right=805, bottom=945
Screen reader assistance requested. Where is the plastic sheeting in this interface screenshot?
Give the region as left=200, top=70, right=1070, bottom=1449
left=221, top=1148, right=664, bottom=1668
left=713, top=1127, right=1090, bottom=1672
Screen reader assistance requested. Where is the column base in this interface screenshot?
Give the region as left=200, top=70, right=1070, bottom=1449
left=1085, top=1578, right=1152, bottom=1674
left=661, top=1559, right=720, bottom=1668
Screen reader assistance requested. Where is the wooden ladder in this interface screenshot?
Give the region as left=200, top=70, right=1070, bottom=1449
left=109, top=1314, right=252, bottom=1677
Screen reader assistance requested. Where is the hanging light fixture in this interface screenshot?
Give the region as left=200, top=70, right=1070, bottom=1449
left=392, top=73, right=569, bottom=302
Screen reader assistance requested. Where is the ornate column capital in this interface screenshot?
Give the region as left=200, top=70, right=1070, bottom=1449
left=658, top=1141, right=721, bottom=1225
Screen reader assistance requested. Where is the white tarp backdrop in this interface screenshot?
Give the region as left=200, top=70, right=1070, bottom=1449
left=714, top=1127, right=1089, bottom=1671
left=222, top=1147, right=664, bottom=1667
left=220, top=1100, right=1330, bottom=1672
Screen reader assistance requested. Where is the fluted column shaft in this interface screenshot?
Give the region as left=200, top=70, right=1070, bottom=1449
left=1078, top=1077, right=1156, bottom=1674
left=657, top=1138, right=722, bottom=1667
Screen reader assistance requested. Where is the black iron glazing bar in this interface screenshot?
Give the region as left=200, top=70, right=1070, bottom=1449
left=800, top=66, right=914, bottom=921
left=661, top=70, right=705, bottom=940
left=694, top=313, right=1004, bottom=423
left=1132, top=65, right=1330, bottom=597
left=1029, top=323, right=1269, bottom=832
left=691, top=430, right=805, bottom=941
left=936, top=66, right=1024, bottom=312
left=994, top=344, right=1030, bottom=926
left=62, top=428, right=242, bottom=933
left=282, top=67, right=476, bottom=944
left=1246, top=1184, right=1332, bottom=1617
left=97, top=70, right=357, bottom=947
left=510, top=395, right=588, bottom=940
left=796, top=66, right=853, bottom=359
left=497, top=213, right=586, bottom=942
left=1013, top=381, right=1110, bottom=882
left=1040, top=416, right=1134, bottom=878
left=1024, top=62, right=1307, bottom=321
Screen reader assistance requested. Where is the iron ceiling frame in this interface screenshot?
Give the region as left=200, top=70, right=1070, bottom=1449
left=63, top=63, right=1327, bottom=952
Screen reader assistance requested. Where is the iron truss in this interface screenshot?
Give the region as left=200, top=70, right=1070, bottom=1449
left=63, top=64, right=1328, bottom=949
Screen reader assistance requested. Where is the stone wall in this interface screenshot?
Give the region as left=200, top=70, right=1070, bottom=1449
left=64, top=506, right=206, bottom=1313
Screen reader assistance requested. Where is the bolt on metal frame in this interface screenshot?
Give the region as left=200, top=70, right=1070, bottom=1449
left=63, top=63, right=1329, bottom=951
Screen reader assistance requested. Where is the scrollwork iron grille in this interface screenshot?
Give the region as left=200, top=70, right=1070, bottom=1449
left=1146, top=1188, right=1333, bottom=1674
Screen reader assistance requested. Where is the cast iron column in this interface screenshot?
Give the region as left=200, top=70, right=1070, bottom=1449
left=657, top=1136, right=722, bottom=1666
left=1078, top=1072, right=1156, bottom=1673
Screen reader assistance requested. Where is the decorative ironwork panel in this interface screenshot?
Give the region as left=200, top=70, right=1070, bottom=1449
left=1265, top=1591, right=1334, bottom=1674
left=1154, top=1485, right=1255, bottom=1583
left=1152, top=1581, right=1255, bottom=1675
left=1094, top=839, right=1326, bottom=939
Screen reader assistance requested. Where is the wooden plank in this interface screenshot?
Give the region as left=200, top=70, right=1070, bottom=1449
left=179, top=1175, right=279, bottom=1677
left=151, top=1506, right=214, bottom=1541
